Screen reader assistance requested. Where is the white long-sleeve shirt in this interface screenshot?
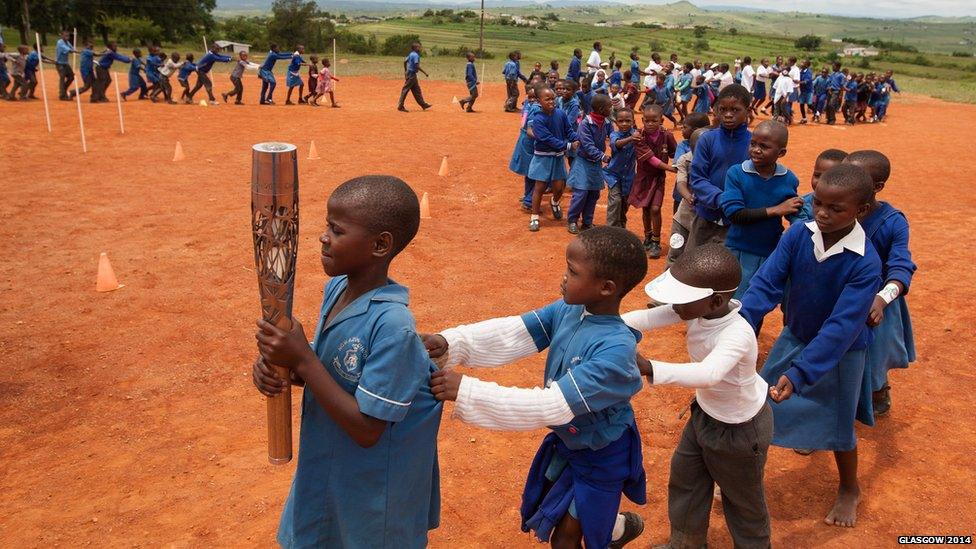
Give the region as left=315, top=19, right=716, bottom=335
left=621, top=301, right=767, bottom=424
left=439, top=316, right=575, bottom=430
left=773, top=73, right=795, bottom=102
left=740, top=64, right=755, bottom=92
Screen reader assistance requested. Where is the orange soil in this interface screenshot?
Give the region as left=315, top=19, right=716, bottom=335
left=0, top=71, right=974, bottom=547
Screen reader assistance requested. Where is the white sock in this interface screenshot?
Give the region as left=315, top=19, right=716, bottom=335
left=530, top=214, right=539, bottom=222
left=611, top=513, right=626, bottom=541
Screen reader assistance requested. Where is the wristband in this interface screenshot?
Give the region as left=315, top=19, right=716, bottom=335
left=877, top=282, right=900, bottom=305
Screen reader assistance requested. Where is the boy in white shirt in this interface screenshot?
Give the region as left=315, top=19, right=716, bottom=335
left=739, top=56, right=755, bottom=94
left=773, top=65, right=796, bottom=124
left=622, top=243, right=772, bottom=549
left=750, top=58, right=770, bottom=115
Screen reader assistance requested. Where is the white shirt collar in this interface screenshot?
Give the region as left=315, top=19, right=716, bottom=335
left=805, top=221, right=866, bottom=262
left=741, top=159, right=787, bottom=177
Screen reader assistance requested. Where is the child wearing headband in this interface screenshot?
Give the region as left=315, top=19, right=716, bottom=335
left=622, top=243, right=772, bottom=548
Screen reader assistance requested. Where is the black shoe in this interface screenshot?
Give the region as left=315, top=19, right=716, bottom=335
left=647, top=240, right=662, bottom=259
left=608, top=512, right=645, bottom=548
left=550, top=200, right=562, bottom=220
left=567, top=222, right=579, bottom=234
left=458, top=99, right=467, bottom=110
left=398, top=106, right=408, bottom=112
left=422, top=103, right=433, bottom=110
left=873, top=385, right=892, bottom=417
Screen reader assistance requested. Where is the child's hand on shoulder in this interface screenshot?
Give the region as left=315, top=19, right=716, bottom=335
left=769, top=196, right=804, bottom=217
left=430, top=369, right=463, bottom=401
left=667, top=164, right=679, bottom=173
left=867, top=296, right=886, bottom=327
left=769, top=375, right=794, bottom=402
left=421, top=333, right=448, bottom=358
left=255, top=318, right=315, bottom=371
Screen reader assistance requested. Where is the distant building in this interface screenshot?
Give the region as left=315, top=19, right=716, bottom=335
left=353, top=15, right=382, bottom=23
left=830, top=38, right=843, bottom=43
left=840, top=45, right=880, bottom=57
left=214, top=40, right=250, bottom=55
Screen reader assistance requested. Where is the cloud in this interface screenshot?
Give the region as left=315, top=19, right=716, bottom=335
left=697, top=0, right=976, bottom=18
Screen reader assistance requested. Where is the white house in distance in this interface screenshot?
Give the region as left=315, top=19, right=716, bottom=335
left=841, top=44, right=880, bottom=57
left=214, top=40, right=251, bottom=55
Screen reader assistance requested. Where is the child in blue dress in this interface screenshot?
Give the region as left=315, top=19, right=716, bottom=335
left=605, top=109, right=640, bottom=228
left=253, top=176, right=442, bottom=548
left=424, top=226, right=649, bottom=549
left=691, top=75, right=711, bottom=114
left=527, top=85, right=579, bottom=232
left=566, top=94, right=613, bottom=233
left=284, top=45, right=307, bottom=105
left=844, top=150, right=917, bottom=416
left=720, top=120, right=803, bottom=298
left=558, top=79, right=582, bottom=169
left=510, top=85, right=540, bottom=212
left=740, top=164, right=881, bottom=529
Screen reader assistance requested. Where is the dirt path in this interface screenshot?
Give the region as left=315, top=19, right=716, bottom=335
left=0, top=73, right=973, bottom=547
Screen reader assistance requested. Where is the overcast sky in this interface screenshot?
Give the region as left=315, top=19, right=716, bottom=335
left=696, top=0, right=976, bottom=18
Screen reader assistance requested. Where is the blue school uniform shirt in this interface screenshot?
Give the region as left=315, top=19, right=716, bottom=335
left=405, top=50, right=421, bottom=76
left=145, top=54, right=161, bottom=81
left=560, top=96, right=581, bottom=126
left=79, top=48, right=94, bottom=78
left=678, top=73, right=693, bottom=101
left=689, top=124, right=752, bottom=222
left=287, top=52, right=304, bottom=74
left=861, top=202, right=916, bottom=292
left=740, top=222, right=881, bottom=393
left=692, top=84, right=711, bottom=113
left=720, top=160, right=800, bottom=257
left=799, top=68, right=813, bottom=94
left=813, top=75, right=828, bottom=97
left=465, top=61, right=477, bottom=87
left=828, top=71, right=846, bottom=91
left=196, top=51, right=231, bottom=74
left=672, top=139, right=691, bottom=201
left=577, top=89, right=594, bottom=115
left=56, top=38, right=72, bottom=65
left=576, top=114, right=612, bottom=163
left=97, top=50, right=131, bottom=70
left=25, top=51, right=38, bottom=74
left=567, top=55, right=581, bottom=81
left=605, top=130, right=637, bottom=195
left=521, top=300, right=643, bottom=450
left=260, top=50, right=292, bottom=71
left=178, top=61, right=197, bottom=81
left=127, top=57, right=144, bottom=81
left=609, top=69, right=622, bottom=87
left=630, top=59, right=641, bottom=84
left=530, top=108, right=577, bottom=154
left=277, top=276, right=442, bottom=549
left=502, top=59, right=521, bottom=81
left=796, top=191, right=814, bottom=222
left=844, top=80, right=858, bottom=102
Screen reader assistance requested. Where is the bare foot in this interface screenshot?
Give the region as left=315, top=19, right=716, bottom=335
left=824, top=487, right=860, bottom=527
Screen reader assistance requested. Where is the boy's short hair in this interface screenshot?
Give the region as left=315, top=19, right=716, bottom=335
left=716, top=84, right=752, bottom=108
left=329, top=176, right=420, bottom=257
left=845, top=150, right=891, bottom=183
left=591, top=93, right=612, bottom=110
left=577, top=227, right=648, bottom=296
left=754, top=120, right=789, bottom=147
left=562, top=79, right=579, bottom=92
left=817, top=148, right=848, bottom=164
left=671, top=243, right=741, bottom=291
left=643, top=103, right=663, bottom=116
left=819, top=164, right=875, bottom=204
left=616, top=108, right=634, bottom=119
left=684, top=112, right=710, bottom=130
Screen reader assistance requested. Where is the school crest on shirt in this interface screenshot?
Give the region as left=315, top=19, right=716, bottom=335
left=332, top=337, right=369, bottom=382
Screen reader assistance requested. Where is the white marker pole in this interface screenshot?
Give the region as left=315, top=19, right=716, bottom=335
left=203, top=36, right=208, bottom=52
left=72, top=28, right=78, bottom=72
left=35, top=32, right=52, bottom=133
left=113, top=71, right=125, bottom=134
left=72, top=70, right=87, bottom=153
left=332, top=38, right=337, bottom=88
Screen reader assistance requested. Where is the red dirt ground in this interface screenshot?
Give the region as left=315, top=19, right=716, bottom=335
left=1, top=72, right=974, bottom=547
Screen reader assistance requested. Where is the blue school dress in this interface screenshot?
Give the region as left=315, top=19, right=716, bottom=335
left=693, top=85, right=711, bottom=113
left=527, top=108, right=576, bottom=183
left=678, top=73, right=693, bottom=103
left=277, top=276, right=442, bottom=548
left=567, top=115, right=611, bottom=191
left=509, top=102, right=539, bottom=176
left=559, top=96, right=582, bottom=163
left=517, top=300, right=646, bottom=548
left=720, top=160, right=800, bottom=298
left=740, top=222, right=881, bottom=451
left=286, top=52, right=305, bottom=87
left=862, top=202, right=916, bottom=393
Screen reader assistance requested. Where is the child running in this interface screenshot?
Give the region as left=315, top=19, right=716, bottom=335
left=252, top=176, right=442, bottom=548
left=310, top=58, right=339, bottom=108
left=604, top=108, right=639, bottom=228
left=630, top=104, right=677, bottom=258
left=843, top=150, right=916, bottom=416
left=720, top=120, right=802, bottom=298
left=624, top=243, right=772, bottom=549
left=527, top=85, right=578, bottom=232
left=566, top=94, right=613, bottom=234
left=424, top=226, right=649, bottom=549
left=739, top=164, right=881, bottom=528
left=459, top=51, right=479, bottom=113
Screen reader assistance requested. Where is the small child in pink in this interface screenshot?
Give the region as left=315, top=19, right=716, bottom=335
left=312, top=58, right=340, bottom=107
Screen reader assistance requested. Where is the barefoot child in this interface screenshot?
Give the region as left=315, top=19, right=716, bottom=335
left=720, top=120, right=803, bottom=298
left=739, top=164, right=881, bottom=528
left=459, top=51, right=479, bottom=112
left=629, top=104, right=677, bottom=258
left=794, top=148, right=848, bottom=222
left=624, top=244, right=772, bottom=548
left=424, top=226, right=649, bottom=548
left=604, top=108, right=639, bottom=228
left=566, top=94, right=613, bottom=234
left=310, top=58, right=339, bottom=107
left=527, top=86, right=578, bottom=232
left=253, top=176, right=442, bottom=547
left=843, top=151, right=916, bottom=416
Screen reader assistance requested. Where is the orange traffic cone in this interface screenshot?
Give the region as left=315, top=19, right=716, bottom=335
left=96, top=252, right=124, bottom=292
left=173, top=141, right=185, bottom=162
left=308, top=141, right=320, bottom=160
left=451, top=96, right=459, bottom=104
left=199, top=99, right=208, bottom=107
left=438, top=156, right=448, bottom=177
left=420, top=192, right=431, bottom=219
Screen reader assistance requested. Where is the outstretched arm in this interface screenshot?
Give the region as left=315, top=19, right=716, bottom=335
left=424, top=315, right=539, bottom=369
